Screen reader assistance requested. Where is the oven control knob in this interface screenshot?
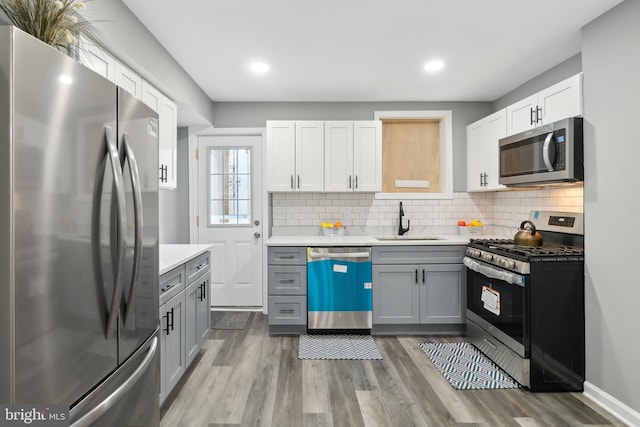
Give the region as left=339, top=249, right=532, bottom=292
left=508, top=260, right=516, bottom=269
left=483, top=253, right=493, bottom=262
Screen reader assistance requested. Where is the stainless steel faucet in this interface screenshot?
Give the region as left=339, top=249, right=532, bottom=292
left=398, top=201, right=410, bottom=236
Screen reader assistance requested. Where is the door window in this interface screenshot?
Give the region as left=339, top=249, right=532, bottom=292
left=207, top=147, right=252, bottom=225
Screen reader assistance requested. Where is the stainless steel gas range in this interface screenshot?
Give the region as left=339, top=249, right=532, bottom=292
left=464, top=211, right=585, bottom=392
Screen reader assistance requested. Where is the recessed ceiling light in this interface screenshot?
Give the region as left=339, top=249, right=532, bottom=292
left=250, top=62, right=269, bottom=73
left=424, top=60, right=444, bottom=72
left=59, top=75, right=73, bottom=84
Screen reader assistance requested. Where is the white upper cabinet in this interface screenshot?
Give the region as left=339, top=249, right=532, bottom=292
left=266, top=121, right=296, bottom=192
left=266, top=121, right=324, bottom=192
left=466, top=109, right=507, bottom=192
left=324, top=122, right=354, bottom=192
left=77, top=37, right=116, bottom=82
left=115, top=62, right=143, bottom=99
left=159, top=96, right=178, bottom=189
left=295, top=122, right=325, bottom=192
left=353, top=121, right=382, bottom=192
left=507, top=73, right=583, bottom=135
left=324, top=121, right=381, bottom=192
left=142, top=81, right=177, bottom=189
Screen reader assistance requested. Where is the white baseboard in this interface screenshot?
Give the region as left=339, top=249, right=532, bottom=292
left=583, top=381, right=640, bottom=427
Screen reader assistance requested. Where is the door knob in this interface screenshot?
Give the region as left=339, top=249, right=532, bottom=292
left=254, top=232, right=261, bottom=238
left=254, top=220, right=260, bottom=226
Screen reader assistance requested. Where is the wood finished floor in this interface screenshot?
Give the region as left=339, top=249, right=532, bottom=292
left=160, top=312, right=624, bottom=427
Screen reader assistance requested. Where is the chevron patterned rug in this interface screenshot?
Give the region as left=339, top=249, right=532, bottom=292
left=298, top=334, right=383, bottom=360
left=419, top=342, right=520, bottom=390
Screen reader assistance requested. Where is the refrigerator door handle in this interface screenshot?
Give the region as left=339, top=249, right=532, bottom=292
left=70, top=336, right=158, bottom=427
left=121, top=134, right=144, bottom=327
left=92, top=126, right=127, bottom=339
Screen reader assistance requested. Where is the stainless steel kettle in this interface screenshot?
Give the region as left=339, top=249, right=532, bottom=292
left=514, top=220, right=543, bottom=247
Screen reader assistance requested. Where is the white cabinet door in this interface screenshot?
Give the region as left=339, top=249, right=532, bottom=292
left=506, top=93, right=538, bottom=135
left=115, top=62, right=142, bottom=99
left=295, top=121, right=324, bottom=192
left=538, top=73, right=582, bottom=125
left=506, top=73, right=583, bottom=135
left=353, top=121, right=382, bottom=192
left=466, top=110, right=506, bottom=192
left=324, top=121, right=354, bottom=192
left=141, top=80, right=161, bottom=113
left=466, top=119, right=485, bottom=192
left=484, top=109, right=507, bottom=190
left=159, top=96, right=177, bottom=189
left=266, top=121, right=296, bottom=191
left=77, top=37, right=116, bottom=82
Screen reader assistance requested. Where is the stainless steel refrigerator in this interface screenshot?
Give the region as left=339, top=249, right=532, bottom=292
left=0, top=26, right=160, bottom=426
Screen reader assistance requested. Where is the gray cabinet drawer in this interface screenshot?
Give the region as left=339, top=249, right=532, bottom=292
left=268, top=296, right=307, bottom=325
left=160, top=265, right=185, bottom=305
left=268, top=266, right=307, bottom=295
left=268, top=246, right=307, bottom=265
left=372, top=245, right=465, bottom=265
left=185, top=251, right=210, bottom=285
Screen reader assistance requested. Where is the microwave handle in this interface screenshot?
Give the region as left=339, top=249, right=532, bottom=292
left=542, top=132, right=555, bottom=172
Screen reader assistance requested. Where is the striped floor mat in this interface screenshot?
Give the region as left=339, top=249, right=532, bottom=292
left=298, top=334, right=383, bottom=360
left=419, top=342, right=520, bottom=390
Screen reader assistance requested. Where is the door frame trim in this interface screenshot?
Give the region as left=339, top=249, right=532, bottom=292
left=188, top=127, right=267, bottom=312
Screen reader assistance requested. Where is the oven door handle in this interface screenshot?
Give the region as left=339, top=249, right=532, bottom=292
left=463, top=257, right=524, bottom=287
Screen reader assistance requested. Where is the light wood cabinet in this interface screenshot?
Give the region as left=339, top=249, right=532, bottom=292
left=266, top=121, right=324, bottom=192
left=506, top=73, right=583, bottom=135
left=466, top=109, right=507, bottom=192
left=324, top=121, right=381, bottom=192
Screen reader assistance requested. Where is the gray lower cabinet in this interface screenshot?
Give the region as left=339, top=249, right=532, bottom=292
left=159, top=269, right=186, bottom=406
left=372, top=246, right=466, bottom=334
left=159, top=250, right=211, bottom=406
left=268, top=246, right=307, bottom=334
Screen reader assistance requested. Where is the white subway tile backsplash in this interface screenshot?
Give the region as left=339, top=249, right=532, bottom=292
left=270, top=185, right=583, bottom=234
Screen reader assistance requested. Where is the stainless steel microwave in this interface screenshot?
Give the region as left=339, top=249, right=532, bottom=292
left=499, top=117, right=583, bottom=187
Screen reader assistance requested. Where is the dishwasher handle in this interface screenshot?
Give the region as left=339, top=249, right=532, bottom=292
left=308, top=251, right=371, bottom=259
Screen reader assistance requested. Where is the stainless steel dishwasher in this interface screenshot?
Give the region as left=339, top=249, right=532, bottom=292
left=307, top=247, right=372, bottom=332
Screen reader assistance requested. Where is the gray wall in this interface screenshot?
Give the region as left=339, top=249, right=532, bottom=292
left=492, top=54, right=583, bottom=111
left=582, top=0, right=640, bottom=415
left=159, top=128, right=190, bottom=244
left=211, top=101, right=493, bottom=192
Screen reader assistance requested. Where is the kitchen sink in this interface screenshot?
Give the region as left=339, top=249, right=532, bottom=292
left=375, top=236, right=443, bottom=241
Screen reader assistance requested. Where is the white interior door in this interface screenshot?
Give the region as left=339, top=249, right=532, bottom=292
left=197, top=134, right=263, bottom=307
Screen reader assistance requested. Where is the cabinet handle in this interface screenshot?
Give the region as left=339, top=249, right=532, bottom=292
left=194, top=263, right=206, bottom=271
left=536, top=106, right=542, bottom=124
left=415, top=269, right=418, bottom=284
left=278, top=255, right=295, bottom=260
left=480, top=173, right=483, bottom=187
left=349, top=175, right=352, bottom=189
left=159, top=165, right=168, bottom=183
left=279, top=309, right=295, bottom=314
left=483, top=173, right=488, bottom=186
left=169, top=308, right=175, bottom=332
left=355, top=176, right=358, bottom=189
left=530, top=108, right=536, bottom=126
left=163, top=312, right=170, bottom=335
left=290, top=175, right=294, bottom=189
left=279, top=279, right=296, bottom=284
left=297, top=175, right=300, bottom=189
left=422, top=269, right=425, bottom=284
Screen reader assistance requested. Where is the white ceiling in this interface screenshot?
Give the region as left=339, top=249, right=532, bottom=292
left=122, top=0, right=621, bottom=103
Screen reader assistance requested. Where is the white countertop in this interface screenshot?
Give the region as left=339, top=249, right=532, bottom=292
left=266, top=234, right=472, bottom=246
left=159, top=244, right=213, bottom=275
